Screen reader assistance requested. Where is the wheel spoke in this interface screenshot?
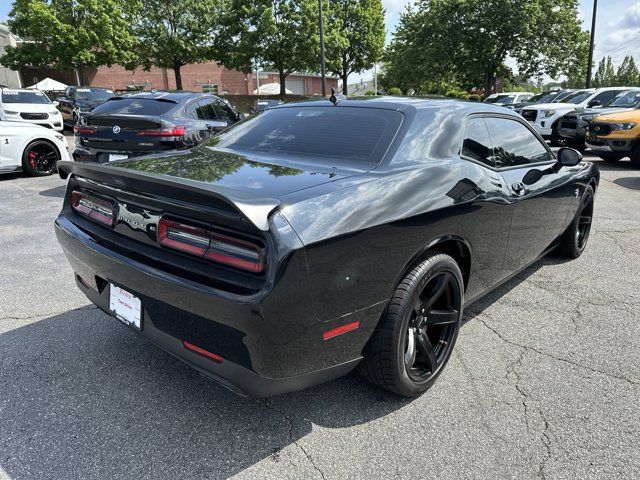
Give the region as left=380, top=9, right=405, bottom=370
left=415, top=331, right=437, bottom=372
left=404, top=329, right=416, bottom=367
left=426, top=308, right=459, bottom=325
left=424, top=274, right=448, bottom=307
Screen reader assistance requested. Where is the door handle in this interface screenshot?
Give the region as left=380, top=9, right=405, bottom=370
left=511, top=182, right=524, bottom=193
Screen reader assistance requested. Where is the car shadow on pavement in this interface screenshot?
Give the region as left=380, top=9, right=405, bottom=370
left=38, top=184, right=66, bottom=197
left=0, top=307, right=410, bottom=479
left=613, top=177, right=640, bottom=191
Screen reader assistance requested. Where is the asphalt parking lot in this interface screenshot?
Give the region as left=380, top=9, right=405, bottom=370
left=1, top=141, right=639, bottom=479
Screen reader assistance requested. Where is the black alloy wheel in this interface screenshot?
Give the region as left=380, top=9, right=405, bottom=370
left=556, top=185, right=594, bottom=258
left=359, top=251, right=464, bottom=397
left=21, top=140, right=59, bottom=176
left=550, top=125, right=567, bottom=147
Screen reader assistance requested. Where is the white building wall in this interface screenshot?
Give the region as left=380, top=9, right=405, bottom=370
left=0, top=24, right=22, bottom=88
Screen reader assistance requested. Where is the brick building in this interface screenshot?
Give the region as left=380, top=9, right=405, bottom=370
left=20, top=62, right=337, bottom=95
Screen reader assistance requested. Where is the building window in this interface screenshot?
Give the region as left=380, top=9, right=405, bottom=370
left=202, top=84, right=219, bottom=94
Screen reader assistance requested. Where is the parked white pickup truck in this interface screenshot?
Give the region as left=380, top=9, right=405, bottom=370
left=520, top=87, right=630, bottom=145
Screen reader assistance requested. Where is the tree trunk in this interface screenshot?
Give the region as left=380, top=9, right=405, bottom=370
left=278, top=69, right=287, bottom=97
left=174, top=64, right=183, bottom=90
left=342, top=73, right=348, bottom=95
left=484, top=70, right=494, bottom=99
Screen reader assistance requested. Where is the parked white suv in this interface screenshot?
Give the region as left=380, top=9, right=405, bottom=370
left=0, top=88, right=64, bottom=131
left=520, top=87, right=630, bottom=145
left=484, top=92, right=534, bottom=109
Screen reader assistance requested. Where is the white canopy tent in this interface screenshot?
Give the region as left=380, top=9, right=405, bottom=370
left=253, top=82, right=292, bottom=95
left=27, top=78, right=67, bottom=91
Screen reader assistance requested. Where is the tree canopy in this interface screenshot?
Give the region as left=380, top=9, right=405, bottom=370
left=1, top=0, right=140, bottom=83
left=324, top=0, right=385, bottom=95
left=385, top=0, right=588, bottom=96
left=134, top=0, right=225, bottom=90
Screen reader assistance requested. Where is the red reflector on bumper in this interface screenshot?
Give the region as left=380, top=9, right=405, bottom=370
left=322, top=321, right=360, bottom=340
left=182, top=340, right=223, bottom=363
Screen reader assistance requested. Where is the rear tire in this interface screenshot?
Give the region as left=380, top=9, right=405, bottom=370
left=556, top=185, right=594, bottom=258
left=21, top=140, right=59, bottom=176
left=550, top=125, right=566, bottom=147
left=359, top=252, right=464, bottom=397
left=630, top=142, right=640, bottom=168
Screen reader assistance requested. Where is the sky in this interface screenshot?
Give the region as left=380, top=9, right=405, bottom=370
left=1, top=0, right=639, bottom=84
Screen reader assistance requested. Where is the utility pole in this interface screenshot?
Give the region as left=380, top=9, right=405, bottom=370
left=318, top=0, right=327, bottom=97
left=586, top=0, right=598, bottom=88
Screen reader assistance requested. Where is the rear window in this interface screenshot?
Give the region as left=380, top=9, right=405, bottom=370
left=90, top=98, right=177, bottom=116
left=212, top=107, right=403, bottom=164
left=75, top=88, right=114, bottom=101
left=1, top=90, right=52, bottom=104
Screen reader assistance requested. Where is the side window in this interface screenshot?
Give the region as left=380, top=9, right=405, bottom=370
left=214, top=100, right=236, bottom=124
left=67, top=88, right=75, bottom=99
left=593, top=90, right=616, bottom=105
left=461, top=117, right=494, bottom=167
left=485, top=117, right=552, bottom=167
left=195, top=99, right=216, bottom=120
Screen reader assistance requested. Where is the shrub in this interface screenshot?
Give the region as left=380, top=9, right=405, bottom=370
left=388, top=87, right=403, bottom=96
left=364, top=89, right=376, bottom=95
left=467, top=94, right=482, bottom=102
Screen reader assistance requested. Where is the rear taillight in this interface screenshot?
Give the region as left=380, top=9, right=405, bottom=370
left=74, top=125, right=97, bottom=134
left=157, top=218, right=264, bottom=273
left=137, top=126, right=187, bottom=137
left=70, top=190, right=115, bottom=227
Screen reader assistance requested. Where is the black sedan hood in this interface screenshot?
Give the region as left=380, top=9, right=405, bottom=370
left=109, top=146, right=356, bottom=197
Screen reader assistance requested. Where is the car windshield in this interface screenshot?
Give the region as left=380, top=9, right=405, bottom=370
left=552, top=91, right=575, bottom=102
left=564, top=91, right=593, bottom=104
left=1, top=90, right=52, bottom=104
left=75, top=88, right=114, bottom=101
left=494, top=95, right=517, bottom=104
left=212, top=106, right=403, bottom=164
left=90, top=98, right=177, bottom=115
left=607, top=90, right=640, bottom=107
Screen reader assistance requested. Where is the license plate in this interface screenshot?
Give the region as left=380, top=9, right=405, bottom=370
left=109, top=154, right=128, bottom=162
left=109, top=284, right=142, bottom=330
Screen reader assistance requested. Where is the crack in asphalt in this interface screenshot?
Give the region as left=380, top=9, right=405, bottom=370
left=260, top=401, right=327, bottom=480
left=473, top=312, right=639, bottom=387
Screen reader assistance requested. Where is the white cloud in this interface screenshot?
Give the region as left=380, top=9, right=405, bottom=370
left=597, top=1, right=640, bottom=64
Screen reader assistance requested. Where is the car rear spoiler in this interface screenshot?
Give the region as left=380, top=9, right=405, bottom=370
left=57, top=161, right=280, bottom=231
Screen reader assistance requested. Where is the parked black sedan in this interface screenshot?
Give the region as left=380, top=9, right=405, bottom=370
left=55, top=97, right=598, bottom=397
left=57, top=86, right=115, bottom=127
left=558, top=89, right=640, bottom=150
left=72, top=92, right=244, bottom=163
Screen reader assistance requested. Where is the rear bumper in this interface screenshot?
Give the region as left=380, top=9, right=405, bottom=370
left=54, top=214, right=383, bottom=396
left=72, top=146, right=166, bottom=164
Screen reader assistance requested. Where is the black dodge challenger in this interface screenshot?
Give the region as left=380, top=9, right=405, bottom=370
left=55, top=97, right=598, bottom=397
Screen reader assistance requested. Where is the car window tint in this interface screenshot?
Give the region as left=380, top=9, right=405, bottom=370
left=461, top=118, right=494, bottom=167
left=214, top=100, right=236, bottom=123
left=593, top=90, right=617, bottom=105
left=485, top=117, right=552, bottom=167
left=90, top=98, right=176, bottom=115
left=196, top=99, right=216, bottom=120
left=214, top=107, right=403, bottom=164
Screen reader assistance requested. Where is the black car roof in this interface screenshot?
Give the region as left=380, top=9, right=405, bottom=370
left=120, top=91, right=215, bottom=104
left=274, top=96, right=519, bottom=116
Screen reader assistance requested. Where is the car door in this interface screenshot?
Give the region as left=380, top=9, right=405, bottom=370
left=485, top=116, right=576, bottom=272
left=58, top=87, right=74, bottom=123
left=195, top=98, right=227, bottom=132
left=458, top=116, right=515, bottom=293
left=213, top=99, right=237, bottom=126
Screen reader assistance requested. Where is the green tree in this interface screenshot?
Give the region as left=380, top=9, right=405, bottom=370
left=1, top=0, right=140, bottom=84
left=593, top=57, right=606, bottom=87
left=217, top=0, right=320, bottom=96
left=134, top=0, right=225, bottom=90
left=616, top=55, right=639, bottom=86
left=325, top=0, right=386, bottom=95
left=386, top=0, right=587, bottom=97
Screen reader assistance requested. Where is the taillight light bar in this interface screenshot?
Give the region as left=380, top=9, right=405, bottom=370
left=70, top=190, right=115, bottom=227
left=74, top=125, right=97, bottom=134
left=157, top=218, right=264, bottom=273
left=137, top=126, right=187, bottom=137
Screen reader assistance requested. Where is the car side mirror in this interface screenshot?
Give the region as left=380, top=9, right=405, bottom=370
left=587, top=100, right=601, bottom=108
left=236, top=112, right=245, bottom=121
left=53, top=101, right=60, bottom=107
left=557, top=147, right=582, bottom=168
